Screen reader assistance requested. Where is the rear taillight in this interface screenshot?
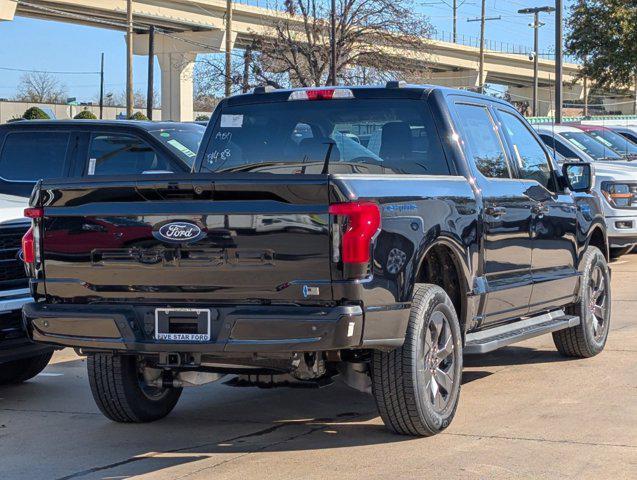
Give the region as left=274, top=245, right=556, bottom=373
left=22, top=207, right=43, bottom=264
left=329, top=202, right=381, bottom=274
left=24, top=207, right=43, bottom=219
left=22, top=227, right=35, bottom=263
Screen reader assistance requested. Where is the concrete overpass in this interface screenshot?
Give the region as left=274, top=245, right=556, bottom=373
left=1, top=0, right=585, bottom=120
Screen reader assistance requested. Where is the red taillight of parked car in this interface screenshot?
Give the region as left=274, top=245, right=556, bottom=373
left=22, top=207, right=43, bottom=264
left=329, top=202, right=381, bottom=268
left=24, top=207, right=44, bottom=219
left=22, top=227, right=35, bottom=263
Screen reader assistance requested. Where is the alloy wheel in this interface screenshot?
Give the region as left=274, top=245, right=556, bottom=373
left=587, top=263, right=609, bottom=342
left=420, top=311, right=456, bottom=412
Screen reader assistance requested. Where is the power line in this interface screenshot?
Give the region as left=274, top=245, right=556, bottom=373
left=0, top=66, right=99, bottom=75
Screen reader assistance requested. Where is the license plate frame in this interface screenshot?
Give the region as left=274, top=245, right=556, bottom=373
left=154, top=308, right=211, bottom=342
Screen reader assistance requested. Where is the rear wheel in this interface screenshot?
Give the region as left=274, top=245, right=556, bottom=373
left=553, top=246, right=610, bottom=358
left=87, top=353, right=182, bottom=423
left=0, top=351, right=53, bottom=385
left=371, top=284, right=463, bottom=436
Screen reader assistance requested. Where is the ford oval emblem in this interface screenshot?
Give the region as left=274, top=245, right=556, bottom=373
left=154, top=221, right=204, bottom=244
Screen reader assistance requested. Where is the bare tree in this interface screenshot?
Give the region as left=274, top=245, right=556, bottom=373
left=253, top=0, right=434, bottom=87
left=15, top=71, right=67, bottom=103
left=194, top=0, right=433, bottom=96
left=109, top=89, right=159, bottom=109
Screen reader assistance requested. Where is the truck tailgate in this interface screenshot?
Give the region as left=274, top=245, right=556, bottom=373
left=38, top=175, right=333, bottom=304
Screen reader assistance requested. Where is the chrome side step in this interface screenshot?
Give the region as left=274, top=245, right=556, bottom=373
left=464, top=310, right=580, bottom=354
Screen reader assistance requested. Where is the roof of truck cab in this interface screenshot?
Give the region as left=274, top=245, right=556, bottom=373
left=224, top=84, right=516, bottom=108
left=0, top=120, right=203, bottom=132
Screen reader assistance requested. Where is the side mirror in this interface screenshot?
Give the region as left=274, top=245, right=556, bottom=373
left=562, top=162, right=593, bottom=192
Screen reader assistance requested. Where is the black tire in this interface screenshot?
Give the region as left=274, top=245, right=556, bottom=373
left=553, top=246, right=611, bottom=358
left=0, top=351, right=53, bottom=385
left=610, top=246, right=632, bottom=260
left=87, top=354, right=182, bottom=423
left=371, top=284, right=463, bottom=436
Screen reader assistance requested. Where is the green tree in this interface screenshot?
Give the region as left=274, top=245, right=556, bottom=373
left=195, top=114, right=210, bottom=122
left=74, top=109, right=97, bottom=119
left=22, top=107, right=50, bottom=120
left=129, top=111, right=149, bottom=121
left=566, top=0, right=637, bottom=89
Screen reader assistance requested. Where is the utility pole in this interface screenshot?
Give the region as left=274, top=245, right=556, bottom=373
left=518, top=6, right=555, bottom=117
left=99, top=53, right=104, bottom=119
left=330, top=0, right=337, bottom=85
left=126, top=0, right=134, bottom=118
left=453, top=0, right=458, bottom=43
left=146, top=25, right=155, bottom=120
left=583, top=76, right=589, bottom=117
left=225, top=0, right=233, bottom=97
left=467, top=1, right=500, bottom=93
left=633, top=72, right=637, bottom=115
left=555, top=0, right=563, bottom=123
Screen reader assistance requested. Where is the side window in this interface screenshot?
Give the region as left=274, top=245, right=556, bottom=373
left=0, top=131, right=69, bottom=181
left=87, top=133, right=169, bottom=175
left=498, top=111, right=554, bottom=189
left=455, top=103, right=510, bottom=179
left=553, top=139, right=580, bottom=160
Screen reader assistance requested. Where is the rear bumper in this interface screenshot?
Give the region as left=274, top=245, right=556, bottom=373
left=0, top=288, right=32, bottom=315
left=23, top=302, right=367, bottom=353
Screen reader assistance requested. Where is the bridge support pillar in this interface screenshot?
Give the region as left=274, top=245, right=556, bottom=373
left=134, top=30, right=236, bottom=121
left=0, top=0, right=17, bottom=21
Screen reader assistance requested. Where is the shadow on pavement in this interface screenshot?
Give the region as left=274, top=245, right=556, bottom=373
left=464, top=345, right=575, bottom=368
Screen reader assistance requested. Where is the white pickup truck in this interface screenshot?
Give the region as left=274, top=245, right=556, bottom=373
left=0, top=193, right=54, bottom=384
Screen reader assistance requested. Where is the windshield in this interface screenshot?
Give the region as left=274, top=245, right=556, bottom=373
left=149, top=126, right=205, bottom=168
left=201, top=98, right=451, bottom=175
left=586, top=129, right=637, bottom=158
left=560, top=132, right=622, bottom=161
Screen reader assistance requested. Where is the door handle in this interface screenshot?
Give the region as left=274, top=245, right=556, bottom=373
left=485, top=206, right=507, bottom=217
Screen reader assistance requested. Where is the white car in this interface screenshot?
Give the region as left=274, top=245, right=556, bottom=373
left=0, top=193, right=31, bottom=313
left=535, top=125, right=637, bottom=257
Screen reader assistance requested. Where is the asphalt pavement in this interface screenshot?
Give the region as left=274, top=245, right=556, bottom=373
left=1, top=256, right=636, bottom=480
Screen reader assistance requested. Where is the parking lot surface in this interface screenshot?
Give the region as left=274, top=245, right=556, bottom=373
left=1, top=258, right=636, bottom=480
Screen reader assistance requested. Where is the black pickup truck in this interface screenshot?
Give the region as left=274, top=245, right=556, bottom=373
left=22, top=85, right=610, bottom=436
left=0, top=120, right=203, bottom=385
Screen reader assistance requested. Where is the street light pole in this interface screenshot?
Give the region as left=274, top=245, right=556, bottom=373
left=518, top=6, right=555, bottom=117
left=126, top=0, right=134, bottom=118
left=555, top=0, right=563, bottom=123
left=146, top=25, right=155, bottom=120
left=225, top=0, right=233, bottom=97
left=99, top=53, right=104, bottom=120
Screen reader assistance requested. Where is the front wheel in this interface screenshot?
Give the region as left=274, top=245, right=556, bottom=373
left=87, top=354, right=182, bottom=423
left=553, top=246, right=611, bottom=358
left=371, top=284, right=463, bottom=436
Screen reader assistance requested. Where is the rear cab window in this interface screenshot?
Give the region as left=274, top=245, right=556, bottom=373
left=0, top=131, right=70, bottom=182
left=199, top=90, right=452, bottom=175
left=86, top=133, right=171, bottom=176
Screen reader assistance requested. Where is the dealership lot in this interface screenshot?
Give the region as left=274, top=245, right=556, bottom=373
left=1, top=258, right=635, bottom=480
